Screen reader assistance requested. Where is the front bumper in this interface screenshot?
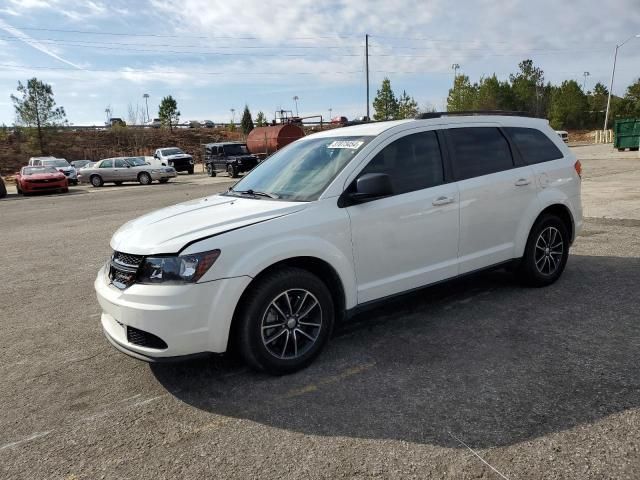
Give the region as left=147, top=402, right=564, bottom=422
left=21, top=180, right=68, bottom=192
left=95, top=266, right=252, bottom=360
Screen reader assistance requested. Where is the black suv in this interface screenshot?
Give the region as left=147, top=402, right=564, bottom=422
left=204, top=142, right=259, bottom=178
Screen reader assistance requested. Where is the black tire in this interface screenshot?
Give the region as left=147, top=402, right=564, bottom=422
left=206, top=164, right=217, bottom=177
left=0, top=180, right=7, bottom=198
left=62, top=187, right=69, bottom=193
left=138, top=172, right=152, bottom=185
left=114, top=181, right=123, bottom=186
left=227, top=164, right=238, bottom=178
left=16, top=185, right=21, bottom=195
left=630, top=147, right=639, bottom=152
left=618, top=148, right=625, bottom=152
left=517, top=214, right=570, bottom=287
left=72, top=180, right=78, bottom=185
left=236, top=267, right=334, bottom=375
left=188, top=167, right=194, bottom=175
left=90, top=175, right=103, bottom=187
left=159, top=178, right=169, bottom=184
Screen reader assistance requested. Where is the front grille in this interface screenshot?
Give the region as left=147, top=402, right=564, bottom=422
left=62, top=170, right=70, bottom=176
left=109, top=251, right=144, bottom=289
left=126, top=326, right=168, bottom=349
left=28, top=179, right=57, bottom=183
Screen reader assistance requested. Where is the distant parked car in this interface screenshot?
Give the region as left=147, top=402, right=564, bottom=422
left=146, top=118, right=162, bottom=129
left=0, top=176, right=6, bottom=198
left=204, top=142, right=259, bottom=177
left=71, top=160, right=93, bottom=170
left=16, top=166, right=68, bottom=195
left=556, top=130, right=569, bottom=143
left=109, top=118, right=126, bottom=127
left=78, top=157, right=176, bottom=187
left=188, top=120, right=201, bottom=128
left=28, top=157, right=78, bottom=185
left=202, top=120, right=214, bottom=128
left=153, top=147, right=195, bottom=174
left=331, top=116, right=349, bottom=125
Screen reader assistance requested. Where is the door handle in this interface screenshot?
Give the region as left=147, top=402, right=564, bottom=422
left=432, top=196, right=454, bottom=206
left=514, top=178, right=531, bottom=186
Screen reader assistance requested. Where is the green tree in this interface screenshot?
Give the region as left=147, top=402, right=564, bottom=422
left=587, top=82, right=609, bottom=128
left=397, top=90, right=419, bottom=119
left=255, top=111, right=267, bottom=127
left=240, top=104, right=254, bottom=135
left=373, top=78, right=399, bottom=120
left=509, top=59, right=545, bottom=115
left=10, top=77, right=67, bottom=153
left=158, top=95, right=180, bottom=132
left=446, top=74, right=477, bottom=111
left=474, top=75, right=514, bottom=111
left=621, top=78, right=640, bottom=117
left=549, top=80, right=588, bottom=129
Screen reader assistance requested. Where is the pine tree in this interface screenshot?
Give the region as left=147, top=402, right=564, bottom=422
left=373, top=78, right=398, bottom=121
left=397, top=90, right=418, bottom=119
left=255, top=111, right=267, bottom=127
left=158, top=95, right=180, bottom=132
left=240, top=105, right=254, bottom=135
left=11, top=78, right=67, bottom=153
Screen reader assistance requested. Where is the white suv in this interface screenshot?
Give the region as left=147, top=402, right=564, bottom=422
left=96, top=114, right=582, bottom=374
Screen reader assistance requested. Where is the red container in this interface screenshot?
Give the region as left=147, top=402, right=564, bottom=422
left=246, top=124, right=304, bottom=156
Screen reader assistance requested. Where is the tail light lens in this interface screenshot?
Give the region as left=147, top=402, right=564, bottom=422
left=574, top=160, right=582, bottom=179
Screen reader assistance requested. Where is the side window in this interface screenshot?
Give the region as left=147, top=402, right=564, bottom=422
left=100, top=160, right=113, bottom=168
left=114, top=159, right=127, bottom=168
left=447, top=127, right=514, bottom=181
left=505, top=127, right=563, bottom=164
left=359, top=131, right=444, bottom=195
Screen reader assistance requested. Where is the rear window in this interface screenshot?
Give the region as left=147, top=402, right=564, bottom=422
left=506, top=127, right=563, bottom=164
left=447, top=127, right=514, bottom=181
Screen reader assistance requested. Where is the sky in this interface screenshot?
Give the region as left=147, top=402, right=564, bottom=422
left=0, top=0, right=639, bottom=126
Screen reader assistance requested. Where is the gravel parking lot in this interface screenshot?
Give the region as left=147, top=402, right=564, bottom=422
left=1, top=146, right=639, bottom=479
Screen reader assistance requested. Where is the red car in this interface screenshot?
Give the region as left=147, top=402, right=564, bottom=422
left=16, top=166, right=68, bottom=195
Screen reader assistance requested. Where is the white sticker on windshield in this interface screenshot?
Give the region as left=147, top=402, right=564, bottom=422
left=327, top=140, right=364, bottom=149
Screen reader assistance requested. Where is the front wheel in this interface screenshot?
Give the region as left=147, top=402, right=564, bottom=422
left=517, top=214, right=570, bottom=287
left=159, top=178, right=169, bottom=184
left=227, top=164, right=238, bottom=178
left=188, top=167, right=194, bottom=175
left=138, top=172, right=152, bottom=185
left=206, top=164, right=216, bottom=177
left=236, top=267, right=334, bottom=374
left=90, top=175, right=103, bottom=187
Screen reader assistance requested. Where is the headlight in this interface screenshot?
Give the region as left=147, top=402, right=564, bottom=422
left=137, top=249, right=220, bottom=284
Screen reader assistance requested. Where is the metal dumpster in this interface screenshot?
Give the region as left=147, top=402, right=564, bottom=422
left=614, top=118, right=640, bottom=151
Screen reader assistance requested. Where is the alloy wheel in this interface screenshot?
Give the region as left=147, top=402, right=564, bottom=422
left=534, top=226, right=564, bottom=276
left=260, top=289, right=322, bottom=360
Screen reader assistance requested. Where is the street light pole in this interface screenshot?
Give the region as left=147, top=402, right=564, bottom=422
left=143, top=93, right=150, bottom=123
left=293, top=96, right=299, bottom=116
left=582, top=72, right=590, bottom=92
left=603, top=34, right=639, bottom=132
left=451, top=63, right=460, bottom=81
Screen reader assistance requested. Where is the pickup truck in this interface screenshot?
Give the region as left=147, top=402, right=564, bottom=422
left=153, top=147, right=195, bottom=174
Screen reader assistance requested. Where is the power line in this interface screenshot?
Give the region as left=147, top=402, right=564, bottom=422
left=6, top=25, right=361, bottom=40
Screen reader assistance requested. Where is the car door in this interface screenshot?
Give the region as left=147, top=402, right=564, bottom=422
left=98, top=159, right=114, bottom=181
left=345, top=129, right=460, bottom=304
left=113, top=158, right=131, bottom=181
left=445, top=125, right=538, bottom=274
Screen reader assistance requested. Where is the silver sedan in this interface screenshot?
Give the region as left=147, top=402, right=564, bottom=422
left=78, top=157, right=177, bottom=187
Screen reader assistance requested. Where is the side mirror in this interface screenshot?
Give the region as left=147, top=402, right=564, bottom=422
left=153, top=154, right=158, bottom=159
left=126, top=165, right=131, bottom=168
left=341, top=173, right=393, bottom=206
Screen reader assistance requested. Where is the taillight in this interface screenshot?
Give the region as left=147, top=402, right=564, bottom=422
left=574, top=160, right=582, bottom=179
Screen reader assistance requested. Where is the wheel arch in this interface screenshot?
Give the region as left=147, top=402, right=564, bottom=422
left=534, top=203, right=575, bottom=243
left=227, top=256, right=347, bottom=351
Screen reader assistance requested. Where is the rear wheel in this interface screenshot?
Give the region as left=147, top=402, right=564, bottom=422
left=138, top=172, right=152, bottom=185
left=90, top=175, right=103, bottom=187
left=227, top=164, right=238, bottom=178
left=206, top=164, right=217, bottom=177
left=517, top=214, right=570, bottom=287
left=236, top=267, right=334, bottom=374
left=631, top=147, right=639, bottom=152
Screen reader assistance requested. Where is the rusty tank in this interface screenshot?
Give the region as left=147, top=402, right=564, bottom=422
left=246, top=124, right=305, bottom=157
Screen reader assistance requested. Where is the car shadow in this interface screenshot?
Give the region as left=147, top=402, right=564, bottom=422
left=151, top=254, right=640, bottom=449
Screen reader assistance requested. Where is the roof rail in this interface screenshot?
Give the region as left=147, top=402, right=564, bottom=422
left=415, top=110, right=532, bottom=120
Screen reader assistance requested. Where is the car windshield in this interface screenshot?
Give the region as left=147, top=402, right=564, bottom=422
left=23, top=167, right=58, bottom=175
left=162, top=148, right=183, bottom=156
left=43, top=159, right=69, bottom=167
left=127, top=157, right=147, bottom=166
left=224, top=144, right=249, bottom=155
left=226, top=136, right=373, bottom=202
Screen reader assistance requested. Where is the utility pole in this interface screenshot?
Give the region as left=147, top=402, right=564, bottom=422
left=582, top=72, right=590, bottom=92
left=143, top=93, right=150, bottom=123
left=604, top=34, right=639, bottom=132
left=365, top=34, right=370, bottom=119
left=329, top=107, right=332, bottom=121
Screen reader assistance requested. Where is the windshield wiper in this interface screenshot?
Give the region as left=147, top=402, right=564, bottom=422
left=229, top=188, right=278, bottom=199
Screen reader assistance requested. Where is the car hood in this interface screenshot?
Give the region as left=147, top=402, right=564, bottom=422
left=165, top=154, right=192, bottom=160
left=110, top=195, right=307, bottom=255
left=55, top=166, right=74, bottom=172
left=22, top=173, right=65, bottom=181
